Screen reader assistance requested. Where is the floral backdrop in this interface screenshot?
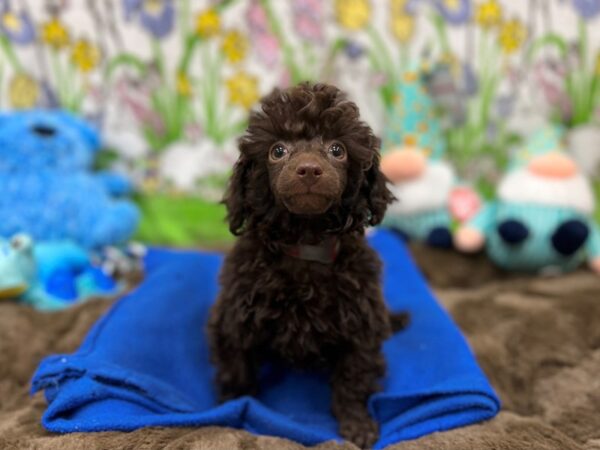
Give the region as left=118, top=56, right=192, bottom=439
left=1, top=0, right=599, bottom=245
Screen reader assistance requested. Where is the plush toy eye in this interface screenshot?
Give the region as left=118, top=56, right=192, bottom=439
left=11, top=237, right=23, bottom=249
left=329, top=143, right=346, bottom=159
left=270, top=144, right=288, bottom=160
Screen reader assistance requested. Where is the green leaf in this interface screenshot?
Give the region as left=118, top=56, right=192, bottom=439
left=105, top=53, right=148, bottom=79
left=527, top=33, right=569, bottom=62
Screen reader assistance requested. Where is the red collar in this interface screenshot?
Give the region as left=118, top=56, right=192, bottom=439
left=282, top=236, right=340, bottom=264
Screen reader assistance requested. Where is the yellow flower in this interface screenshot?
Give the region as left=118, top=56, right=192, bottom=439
left=335, top=0, right=371, bottom=30
left=476, top=0, right=502, bottom=29
left=391, top=13, right=415, bottom=43
left=390, top=0, right=407, bottom=14
left=2, top=12, right=20, bottom=32
left=176, top=72, right=192, bottom=97
left=221, top=30, right=248, bottom=64
left=9, top=73, right=39, bottom=108
left=226, top=72, right=259, bottom=109
left=70, top=39, right=101, bottom=73
left=498, top=19, right=527, bottom=54
left=41, top=18, right=70, bottom=50
left=595, top=53, right=600, bottom=76
left=195, top=9, right=220, bottom=38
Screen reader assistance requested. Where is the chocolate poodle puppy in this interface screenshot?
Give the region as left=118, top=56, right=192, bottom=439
left=208, top=83, right=408, bottom=448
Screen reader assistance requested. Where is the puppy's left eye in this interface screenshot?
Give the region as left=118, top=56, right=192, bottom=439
left=328, top=143, right=346, bottom=160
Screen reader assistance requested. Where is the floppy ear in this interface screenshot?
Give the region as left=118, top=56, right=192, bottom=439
left=223, top=155, right=252, bottom=236
left=362, top=143, right=394, bottom=227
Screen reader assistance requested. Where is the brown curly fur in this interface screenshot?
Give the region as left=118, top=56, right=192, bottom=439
left=208, top=83, right=406, bottom=448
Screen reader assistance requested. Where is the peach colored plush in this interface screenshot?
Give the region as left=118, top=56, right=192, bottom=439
left=528, top=152, right=578, bottom=179
left=380, top=148, right=426, bottom=183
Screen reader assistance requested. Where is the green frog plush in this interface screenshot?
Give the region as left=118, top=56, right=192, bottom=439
left=0, top=234, right=116, bottom=310
left=455, top=126, right=600, bottom=275
left=379, top=71, right=480, bottom=248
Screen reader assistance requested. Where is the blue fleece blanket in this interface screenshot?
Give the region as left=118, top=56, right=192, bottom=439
left=31, top=230, right=499, bottom=448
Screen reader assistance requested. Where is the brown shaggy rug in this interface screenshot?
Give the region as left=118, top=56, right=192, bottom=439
left=1, top=245, right=599, bottom=450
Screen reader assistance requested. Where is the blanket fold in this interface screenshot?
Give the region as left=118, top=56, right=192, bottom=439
left=32, top=230, right=500, bottom=448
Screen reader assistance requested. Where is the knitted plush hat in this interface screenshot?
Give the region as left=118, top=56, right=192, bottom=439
left=509, top=125, right=566, bottom=170
left=383, top=70, right=446, bottom=161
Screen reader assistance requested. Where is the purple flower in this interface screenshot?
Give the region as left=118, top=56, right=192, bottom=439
left=246, top=0, right=280, bottom=68
left=0, top=9, right=35, bottom=45
left=292, top=0, right=323, bottom=42
left=407, top=0, right=471, bottom=26
left=122, top=0, right=174, bottom=39
left=434, top=0, right=471, bottom=25
left=572, top=0, right=600, bottom=19
left=344, top=40, right=364, bottom=59
left=246, top=0, right=268, bottom=33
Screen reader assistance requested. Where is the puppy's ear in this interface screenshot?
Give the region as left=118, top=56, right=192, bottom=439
left=223, top=155, right=251, bottom=236
left=362, top=139, right=394, bottom=227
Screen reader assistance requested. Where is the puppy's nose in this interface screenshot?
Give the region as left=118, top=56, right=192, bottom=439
left=296, top=163, right=323, bottom=185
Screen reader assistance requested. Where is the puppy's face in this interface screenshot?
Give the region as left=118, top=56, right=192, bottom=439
left=224, top=83, right=394, bottom=237
left=267, top=138, right=348, bottom=215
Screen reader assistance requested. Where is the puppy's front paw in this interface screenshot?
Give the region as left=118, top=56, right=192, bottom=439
left=340, top=416, right=379, bottom=449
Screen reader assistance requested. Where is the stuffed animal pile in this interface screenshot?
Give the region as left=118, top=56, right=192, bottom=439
left=0, top=110, right=141, bottom=310
left=455, top=126, right=600, bottom=275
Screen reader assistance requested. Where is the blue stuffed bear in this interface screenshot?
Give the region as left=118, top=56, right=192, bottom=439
left=0, top=110, right=139, bottom=249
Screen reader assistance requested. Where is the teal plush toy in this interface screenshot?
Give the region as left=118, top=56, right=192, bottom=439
left=0, top=234, right=116, bottom=310
left=455, top=126, right=600, bottom=275
left=380, top=71, right=480, bottom=248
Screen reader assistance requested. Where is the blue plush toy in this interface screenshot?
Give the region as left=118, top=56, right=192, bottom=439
left=455, top=126, right=600, bottom=275
left=0, top=234, right=116, bottom=310
left=379, top=71, right=480, bottom=248
left=0, top=110, right=139, bottom=249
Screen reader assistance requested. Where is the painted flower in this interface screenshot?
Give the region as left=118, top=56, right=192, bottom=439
left=195, top=8, right=220, bottom=38
left=335, top=0, right=371, bottom=30
left=9, top=73, right=39, bottom=108
left=246, top=0, right=280, bottom=67
left=71, top=39, right=101, bottom=72
left=176, top=72, right=192, bottom=97
left=392, top=0, right=408, bottom=13
left=406, top=0, right=471, bottom=25
left=123, top=0, right=175, bottom=39
left=246, top=0, right=268, bottom=33
left=40, top=18, right=70, bottom=50
left=476, top=0, right=502, bottom=29
left=571, top=0, right=600, bottom=19
left=226, top=72, right=259, bottom=109
left=0, top=10, right=35, bottom=45
left=391, top=12, right=415, bottom=43
left=344, top=40, right=364, bottom=59
left=434, top=0, right=471, bottom=25
left=254, top=33, right=280, bottom=67
left=292, top=0, right=323, bottom=42
left=498, top=18, right=527, bottom=54
left=221, top=30, right=248, bottom=63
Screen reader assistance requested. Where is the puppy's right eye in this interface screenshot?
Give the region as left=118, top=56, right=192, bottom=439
left=270, top=144, right=288, bottom=161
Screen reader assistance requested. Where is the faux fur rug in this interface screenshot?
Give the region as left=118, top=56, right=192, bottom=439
left=1, top=246, right=599, bottom=450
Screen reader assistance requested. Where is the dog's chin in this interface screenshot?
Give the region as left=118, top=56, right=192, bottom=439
left=282, top=194, right=334, bottom=216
